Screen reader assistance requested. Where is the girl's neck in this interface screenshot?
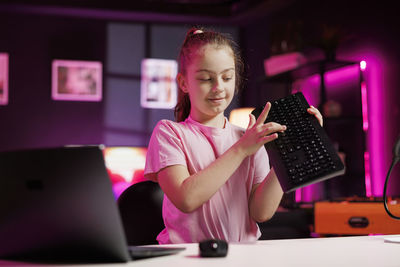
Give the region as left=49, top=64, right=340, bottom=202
left=190, top=113, right=226, bottom=129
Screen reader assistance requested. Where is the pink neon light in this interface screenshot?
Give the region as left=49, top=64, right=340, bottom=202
left=360, top=60, right=367, bottom=71
left=361, top=81, right=369, bottom=131
left=338, top=51, right=387, bottom=197
left=365, top=54, right=385, bottom=196
left=324, top=65, right=360, bottom=88
left=360, top=62, right=371, bottom=197
left=294, top=54, right=386, bottom=199
left=364, top=152, right=372, bottom=197
left=295, top=188, right=302, bottom=202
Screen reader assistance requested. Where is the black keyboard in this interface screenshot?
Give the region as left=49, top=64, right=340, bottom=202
left=251, top=92, right=345, bottom=193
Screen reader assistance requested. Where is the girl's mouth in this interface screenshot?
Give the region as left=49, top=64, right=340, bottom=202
left=208, top=97, right=225, bottom=103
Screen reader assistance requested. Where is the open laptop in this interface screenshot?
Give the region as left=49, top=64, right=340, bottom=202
left=0, top=145, right=184, bottom=263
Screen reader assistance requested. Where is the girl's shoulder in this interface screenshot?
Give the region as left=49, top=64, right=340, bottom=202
left=155, top=119, right=183, bottom=130
left=153, top=119, right=188, bottom=136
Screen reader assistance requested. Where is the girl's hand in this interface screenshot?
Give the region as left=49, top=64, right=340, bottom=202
left=307, top=105, right=323, bottom=126
left=236, top=102, right=286, bottom=157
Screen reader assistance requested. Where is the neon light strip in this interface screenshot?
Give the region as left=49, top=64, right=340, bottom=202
left=361, top=81, right=369, bottom=131
left=367, top=58, right=384, bottom=196
left=364, top=151, right=372, bottom=197
left=360, top=60, right=372, bottom=197
left=295, top=188, right=302, bottom=202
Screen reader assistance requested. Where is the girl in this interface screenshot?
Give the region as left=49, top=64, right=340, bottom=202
left=144, top=27, right=323, bottom=244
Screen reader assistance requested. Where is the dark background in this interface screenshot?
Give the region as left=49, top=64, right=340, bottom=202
left=0, top=0, right=399, bottom=199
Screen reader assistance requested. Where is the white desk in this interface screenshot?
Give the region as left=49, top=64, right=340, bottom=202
left=1, top=235, right=399, bottom=267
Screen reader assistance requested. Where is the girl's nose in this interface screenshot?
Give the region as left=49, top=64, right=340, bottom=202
left=212, top=78, right=224, bottom=92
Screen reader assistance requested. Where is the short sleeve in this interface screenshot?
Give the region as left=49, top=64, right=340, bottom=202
left=253, top=147, right=270, bottom=185
left=144, top=120, right=187, bottom=182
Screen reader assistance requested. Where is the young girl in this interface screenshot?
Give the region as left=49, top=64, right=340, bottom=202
left=144, top=27, right=323, bottom=244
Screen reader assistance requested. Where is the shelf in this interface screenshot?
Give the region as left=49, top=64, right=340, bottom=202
left=264, top=60, right=359, bottom=83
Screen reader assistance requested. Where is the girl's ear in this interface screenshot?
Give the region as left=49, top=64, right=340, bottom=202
left=177, top=73, right=188, bottom=93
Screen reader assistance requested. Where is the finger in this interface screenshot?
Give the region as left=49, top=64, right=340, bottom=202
left=317, top=115, right=323, bottom=127
left=261, top=123, right=287, bottom=135
left=307, top=106, right=323, bottom=126
left=308, top=105, right=321, bottom=114
left=260, top=133, right=279, bottom=144
left=256, top=102, right=271, bottom=125
left=308, top=105, right=318, bottom=113
left=247, top=114, right=256, bottom=129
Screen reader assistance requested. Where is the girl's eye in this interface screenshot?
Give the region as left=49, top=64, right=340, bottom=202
left=223, top=77, right=233, bottom=81
left=198, top=77, right=212, bottom=81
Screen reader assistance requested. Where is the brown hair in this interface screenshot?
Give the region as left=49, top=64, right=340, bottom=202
left=174, top=27, right=245, bottom=122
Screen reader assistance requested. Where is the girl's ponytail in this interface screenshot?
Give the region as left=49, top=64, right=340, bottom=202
left=174, top=90, right=191, bottom=123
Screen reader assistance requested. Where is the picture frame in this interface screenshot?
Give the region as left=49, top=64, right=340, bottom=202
left=0, top=53, right=9, bottom=106
left=140, top=58, right=178, bottom=109
left=52, top=59, right=102, bottom=101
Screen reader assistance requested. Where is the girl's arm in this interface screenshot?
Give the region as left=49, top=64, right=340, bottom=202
left=249, top=106, right=323, bottom=222
left=157, top=145, right=248, bottom=213
left=158, top=103, right=286, bottom=213
left=249, top=169, right=283, bottom=222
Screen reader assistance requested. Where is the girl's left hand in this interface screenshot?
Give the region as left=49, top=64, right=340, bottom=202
left=307, top=105, right=323, bottom=126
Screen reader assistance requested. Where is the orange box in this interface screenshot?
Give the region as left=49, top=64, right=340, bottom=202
left=314, top=201, right=400, bottom=235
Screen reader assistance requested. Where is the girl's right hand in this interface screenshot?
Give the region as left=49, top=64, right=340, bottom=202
left=236, top=102, right=286, bottom=157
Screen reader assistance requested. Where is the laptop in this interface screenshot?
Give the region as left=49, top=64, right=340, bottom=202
left=0, top=145, right=184, bottom=263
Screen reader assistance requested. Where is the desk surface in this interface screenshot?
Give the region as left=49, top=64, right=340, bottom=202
left=1, top=235, right=399, bottom=267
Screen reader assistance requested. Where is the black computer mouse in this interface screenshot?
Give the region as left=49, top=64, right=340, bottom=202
left=199, top=239, right=228, bottom=257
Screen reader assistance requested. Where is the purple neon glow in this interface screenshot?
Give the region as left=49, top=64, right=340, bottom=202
left=297, top=64, right=361, bottom=202
left=360, top=60, right=367, bottom=71
left=361, top=81, right=369, bottom=131
left=324, top=65, right=360, bottom=88
left=295, top=188, right=301, bottom=202
left=360, top=62, right=372, bottom=197
left=295, top=51, right=388, bottom=200
left=364, top=151, right=372, bottom=197
left=362, top=53, right=386, bottom=196
left=336, top=50, right=386, bottom=197
left=294, top=74, right=320, bottom=107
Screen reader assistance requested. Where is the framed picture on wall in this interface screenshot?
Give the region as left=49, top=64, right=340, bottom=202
left=52, top=59, right=102, bottom=101
left=0, top=53, right=9, bottom=106
left=140, top=58, right=178, bottom=109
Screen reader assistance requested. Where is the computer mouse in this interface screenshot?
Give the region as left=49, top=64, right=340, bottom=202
left=199, top=239, right=228, bottom=257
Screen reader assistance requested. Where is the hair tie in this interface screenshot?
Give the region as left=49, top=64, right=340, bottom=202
left=193, top=29, right=204, bottom=35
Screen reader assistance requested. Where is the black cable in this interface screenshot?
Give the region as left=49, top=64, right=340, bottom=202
left=383, top=156, right=400, bottom=220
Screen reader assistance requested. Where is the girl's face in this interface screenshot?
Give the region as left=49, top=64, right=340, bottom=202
left=180, top=44, right=236, bottom=125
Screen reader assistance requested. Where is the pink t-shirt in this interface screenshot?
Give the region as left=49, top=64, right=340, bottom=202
left=144, top=116, right=270, bottom=244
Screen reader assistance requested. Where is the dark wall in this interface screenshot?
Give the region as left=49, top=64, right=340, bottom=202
left=0, top=11, right=240, bottom=152
left=0, top=13, right=106, bottom=151
left=242, top=0, right=400, bottom=197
